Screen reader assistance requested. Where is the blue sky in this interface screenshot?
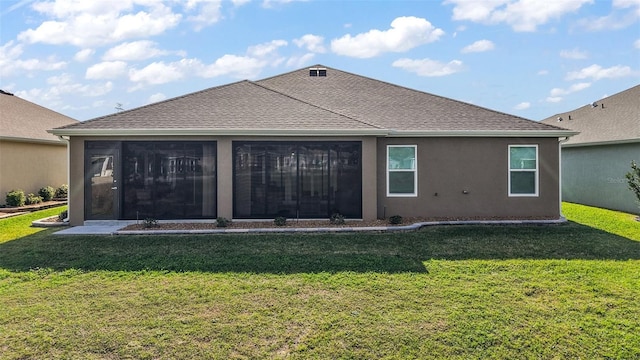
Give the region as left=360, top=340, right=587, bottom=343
left=1, top=0, right=638, bottom=122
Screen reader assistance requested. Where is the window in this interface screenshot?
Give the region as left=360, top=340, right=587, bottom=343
left=387, top=145, right=417, bottom=196
left=509, top=145, right=538, bottom=196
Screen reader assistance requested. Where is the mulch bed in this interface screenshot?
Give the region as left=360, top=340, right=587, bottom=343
left=120, top=216, right=558, bottom=231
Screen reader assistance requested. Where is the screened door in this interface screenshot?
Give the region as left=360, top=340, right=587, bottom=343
left=233, top=141, right=362, bottom=219
left=85, top=143, right=120, bottom=220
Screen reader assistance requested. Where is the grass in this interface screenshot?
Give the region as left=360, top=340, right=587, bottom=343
left=0, top=206, right=67, bottom=243
left=0, top=203, right=638, bottom=359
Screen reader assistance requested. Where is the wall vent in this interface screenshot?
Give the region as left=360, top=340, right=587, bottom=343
left=309, top=67, right=327, bottom=77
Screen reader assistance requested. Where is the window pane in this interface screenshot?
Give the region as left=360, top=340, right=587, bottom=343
left=510, top=172, right=535, bottom=194
left=510, top=147, right=537, bottom=169
left=388, top=147, right=415, bottom=170
left=389, top=172, right=415, bottom=194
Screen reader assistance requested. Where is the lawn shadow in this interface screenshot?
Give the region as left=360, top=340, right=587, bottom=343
left=0, top=229, right=429, bottom=274
left=0, top=222, right=638, bottom=274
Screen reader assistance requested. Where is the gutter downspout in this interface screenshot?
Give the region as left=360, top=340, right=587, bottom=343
left=58, top=135, right=70, bottom=223
left=558, top=137, right=570, bottom=219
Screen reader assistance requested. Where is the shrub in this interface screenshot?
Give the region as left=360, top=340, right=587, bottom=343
left=26, top=193, right=43, bottom=205
left=330, top=212, right=345, bottom=225
left=38, top=186, right=56, bottom=201
left=389, top=215, right=403, bottom=225
left=143, top=218, right=158, bottom=228
left=58, top=210, right=68, bottom=222
left=626, top=160, right=640, bottom=211
left=6, top=190, right=26, bottom=207
left=55, top=184, right=69, bottom=199
left=274, top=216, right=287, bottom=226
left=216, top=217, right=232, bottom=228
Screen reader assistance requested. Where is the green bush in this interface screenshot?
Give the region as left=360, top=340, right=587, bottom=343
left=25, top=193, right=43, bottom=205
left=58, top=210, right=68, bottom=222
left=5, top=190, right=26, bottom=207
left=274, top=216, right=287, bottom=226
left=626, top=160, right=640, bottom=211
left=143, top=218, right=158, bottom=228
left=55, top=184, right=68, bottom=199
left=389, top=215, right=403, bottom=225
left=216, top=217, right=232, bottom=228
left=330, top=212, right=345, bottom=225
left=38, top=186, right=56, bottom=201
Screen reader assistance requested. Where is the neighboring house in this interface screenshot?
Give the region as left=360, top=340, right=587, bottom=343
left=50, top=65, right=575, bottom=226
left=0, top=90, right=78, bottom=205
left=542, top=84, right=640, bottom=215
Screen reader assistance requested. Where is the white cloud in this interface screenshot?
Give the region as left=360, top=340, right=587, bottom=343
left=392, top=58, right=464, bottom=77
left=635, top=39, right=640, bottom=49
left=0, top=41, right=67, bottom=78
left=286, top=53, right=315, bottom=68
left=198, top=55, right=267, bottom=79
left=148, top=92, right=167, bottom=104
left=74, top=48, right=95, bottom=62
left=565, top=64, right=634, bottom=80
left=537, top=69, right=549, bottom=75
left=445, top=0, right=593, bottom=32
left=560, top=48, right=588, bottom=59
left=331, top=16, right=445, bottom=58
left=514, top=102, right=530, bottom=110
left=549, top=82, right=591, bottom=96
left=18, top=1, right=182, bottom=47
left=86, top=61, right=128, bottom=80
left=546, top=96, right=563, bottom=103
left=461, top=39, right=495, bottom=53
left=247, top=40, right=288, bottom=58
left=19, top=73, right=113, bottom=104
left=293, top=34, right=326, bottom=53
left=129, top=61, right=187, bottom=86
left=103, top=40, right=173, bottom=61
left=576, top=0, right=640, bottom=31
left=184, top=0, right=223, bottom=31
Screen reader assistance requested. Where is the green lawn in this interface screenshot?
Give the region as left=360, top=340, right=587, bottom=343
left=0, top=204, right=638, bottom=359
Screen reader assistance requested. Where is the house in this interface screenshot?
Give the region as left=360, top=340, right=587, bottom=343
left=50, top=65, right=576, bottom=226
left=0, top=90, right=78, bottom=205
left=541, top=84, right=640, bottom=214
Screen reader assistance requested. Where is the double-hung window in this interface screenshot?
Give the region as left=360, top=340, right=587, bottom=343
left=509, top=145, right=538, bottom=196
left=387, top=145, right=417, bottom=196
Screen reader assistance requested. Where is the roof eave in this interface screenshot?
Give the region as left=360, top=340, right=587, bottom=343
left=563, top=138, right=640, bottom=148
left=0, top=135, right=67, bottom=145
left=386, top=130, right=580, bottom=138
left=49, top=128, right=579, bottom=138
left=48, top=128, right=390, bottom=137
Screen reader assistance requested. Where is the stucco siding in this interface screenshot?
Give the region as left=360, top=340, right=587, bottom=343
left=376, top=137, right=561, bottom=219
left=562, top=143, right=639, bottom=215
left=0, top=140, right=68, bottom=205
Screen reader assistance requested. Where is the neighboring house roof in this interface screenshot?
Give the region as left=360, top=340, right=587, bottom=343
left=51, top=65, right=574, bottom=138
left=1, top=90, right=78, bottom=144
left=541, top=84, right=640, bottom=147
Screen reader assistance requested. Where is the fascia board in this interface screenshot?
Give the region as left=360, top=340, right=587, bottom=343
left=385, top=130, right=580, bottom=138
left=562, top=138, right=640, bottom=148
left=0, top=135, right=67, bottom=146
left=48, top=128, right=390, bottom=137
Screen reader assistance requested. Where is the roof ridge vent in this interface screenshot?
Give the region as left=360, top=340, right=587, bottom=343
left=309, top=67, right=327, bottom=77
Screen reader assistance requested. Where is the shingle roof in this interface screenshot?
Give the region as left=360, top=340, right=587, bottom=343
left=1, top=90, right=78, bottom=143
left=541, top=84, right=640, bottom=146
left=52, top=65, right=572, bottom=137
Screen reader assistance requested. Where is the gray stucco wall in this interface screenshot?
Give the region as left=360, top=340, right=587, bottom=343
left=376, top=137, right=562, bottom=220
left=561, top=142, right=639, bottom=215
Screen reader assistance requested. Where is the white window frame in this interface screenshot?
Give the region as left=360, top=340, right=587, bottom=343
left=508, top=144, right=539, bottom=197
left=387, top=145, right=418, bottom=197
